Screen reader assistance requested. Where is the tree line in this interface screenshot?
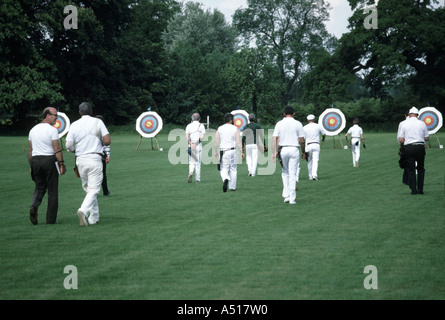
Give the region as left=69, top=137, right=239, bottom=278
left=1, top=0, right=444, bottom=133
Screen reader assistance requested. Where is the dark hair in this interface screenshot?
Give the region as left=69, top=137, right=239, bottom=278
left=79, top=102, right=92, bottom=116
left=283, top=106, right=294, bottom=115
left=224, top=113, right=234, bottom=123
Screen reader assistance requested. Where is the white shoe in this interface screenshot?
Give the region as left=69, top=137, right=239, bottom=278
left=284, top=198, right=290, bottom=203
left=77, top=210, right=87, bottom=227
left=188, top=173, right=193, bottom=183
left=289, top=201, right=296, bottom=204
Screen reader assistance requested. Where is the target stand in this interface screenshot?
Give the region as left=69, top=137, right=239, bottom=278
left=135, top=134, right=160, bottom=151
left=135, top=111, right=163, bottom=151
left=418, top=107, right=443, bottom=149
left=331, top=135, right=345, bottom=149
left=318, top=108, right=346, bottom=149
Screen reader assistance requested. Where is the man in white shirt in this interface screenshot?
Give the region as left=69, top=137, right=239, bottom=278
left=303, top=114, right=326, bottom=180
left=214, top=113, right=244, bottom=192
left=272, top=106, right=306, bottom=204
left=398, top=107, right=429, bottom=194
left=28, top=107, right=66, bottom=225
left=345, top=118, right=365, bottom=167
left=186, top=113, right=206, bottom=183
left=66, top=102, right=110, bottom=226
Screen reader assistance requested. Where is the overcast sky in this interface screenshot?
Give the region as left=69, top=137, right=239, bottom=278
left=196, top=0, right=353, bottom=39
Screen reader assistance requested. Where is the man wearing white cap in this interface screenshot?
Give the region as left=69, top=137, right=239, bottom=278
left=345, top=118, right=365, bottom=167
left=303, top=114, right=326, bottom=180
left=398, top=107, right=429, bottom=194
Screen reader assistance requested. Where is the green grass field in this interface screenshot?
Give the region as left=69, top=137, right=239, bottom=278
left=1, top=130, right=444, bottom=300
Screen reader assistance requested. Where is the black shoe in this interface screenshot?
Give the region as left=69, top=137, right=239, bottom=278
left=30, top=206, right=38, bottom=225
left=104, top=190, right=111, bottom=196
left=223, top=179, right=228, bottom=193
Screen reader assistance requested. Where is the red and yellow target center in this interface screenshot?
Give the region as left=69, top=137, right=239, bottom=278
left=54, top=121, right=61, bottom=129
left=424, top=116, right=433, bottom=125
left=144, top=120, right=154, bottom=129
left=327, top=117, right=337, bottom=127
left=235, top=119, right=243, bottom=127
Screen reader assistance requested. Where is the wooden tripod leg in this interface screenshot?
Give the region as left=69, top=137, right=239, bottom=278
left=155, top=136, right=160, bottom=150
left=136, top=135, right=143, bottom=151
left=339, top=134, right=344, bottom=148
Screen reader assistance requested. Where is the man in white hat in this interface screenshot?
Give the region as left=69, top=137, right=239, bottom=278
left=398, top=107, right=429, bottom=194
left=303, top=114, right=326, bottom=180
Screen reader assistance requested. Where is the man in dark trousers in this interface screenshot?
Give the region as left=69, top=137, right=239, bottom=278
left=398, top=107, right=429, bottom=194
left=28, top=107, right=67, bottom=224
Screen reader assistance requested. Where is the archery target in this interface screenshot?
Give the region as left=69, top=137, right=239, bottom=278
left=136, top=111, right=163, bottom=138
left=418, top=107, right=442, bottom=134
left=53, top=112, right=70, bottom=138
left=318, top=108, right=346, bottom=136
left=231, top=110, right=249, bottom=131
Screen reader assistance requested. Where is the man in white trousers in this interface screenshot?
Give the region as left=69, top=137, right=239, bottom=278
left=186, top=112, right=206, bottom=183
left=66, top=102, right=110, bottom=226
left=214, top=113, right=244, bottom=192
left=304, top=114, right=326, bottom=180
left=272, top=106, right=305, bottom=204
left=345, top=118, right=365, bottom=167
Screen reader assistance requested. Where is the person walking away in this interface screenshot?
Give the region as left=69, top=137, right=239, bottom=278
left=186, top=113, right=206, bottom=183
left=28, top=107, right=66, bottom=224
left=271, top=106, right=306, bottom=204
left=398, top=107, right=429, bottom=194
left=345, top=118, right=365, bottom=167
left=66, top=102, right=110, bottom=226
left=214, top=113, right=244, bottom=192
left=242, top=113, right=267, bottom=177
left=303, top=114, right=326, bottom=180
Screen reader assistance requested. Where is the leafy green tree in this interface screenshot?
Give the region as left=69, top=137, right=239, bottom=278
left=226, top=45, right=282, bottom=123
left=162, top=2, right=238, bottom=124
left=233, top=0, right=331, bottom=109
left=0, top=0, right=65, bottom=128
left=301, top=48, right=355, bottom=114
left=339, top=0, right=445, bottom=112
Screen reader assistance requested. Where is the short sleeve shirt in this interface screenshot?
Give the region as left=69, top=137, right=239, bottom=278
left=399, top=117, right=429, bottom=145
left=347, top=125, right=363, bottom=139
left=304, top=123, right=325, bottom=145
left=29, top=123, right=59, bottom=156
left=273, top=117, right=305, bottom=146
left=186, top=121, right=206, bottom=144
left=66, top=115, right=109, bottom=158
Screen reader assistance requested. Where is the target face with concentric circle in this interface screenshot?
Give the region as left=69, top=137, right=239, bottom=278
left=418, top=107, right=443, bottom=134
left=231, top=110, right=250, bottom=131
left=53, top=112, right=70, bottom=138
left=136, top=111, right=163, bottom=138
left=318, top=108, right=346, bottom=136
